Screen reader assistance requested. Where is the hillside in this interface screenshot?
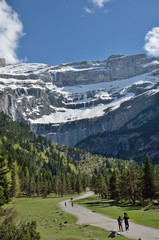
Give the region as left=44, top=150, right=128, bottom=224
left=0, top=112, right=87, bottom=197
left=0, top=112, right=138, bottom=199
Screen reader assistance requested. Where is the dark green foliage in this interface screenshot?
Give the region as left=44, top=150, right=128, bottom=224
left=0, top=155, right=10, bottom=206
left=91, top=154, right=159, bottom=203
left=0, top=112, right=88, bottom=198
left=75, top=175, right=83, bottom=194
left=97, top=173, right=108, bottom=199
left=109, top=171, right=120, bottom=201
left=10, top=164, right=16, bottom=198
left=142, top=154, right=156, bottom=200
left=120, top=168, right=141, bottom=204
left=0, top=210, right=40, bottom=240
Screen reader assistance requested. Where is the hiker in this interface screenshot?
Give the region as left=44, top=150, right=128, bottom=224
left=65, top=202, right=66, bottom=207
left=117, top=216, right=123, bottom=231
left=71, top=201, right=73, bottom=207
left=123, top=212, right=129, bottom=231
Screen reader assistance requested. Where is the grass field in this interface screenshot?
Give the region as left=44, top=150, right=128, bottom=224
left=75, top=195, right=159, bottom=229
left=2, top=195, right=129, bottom=240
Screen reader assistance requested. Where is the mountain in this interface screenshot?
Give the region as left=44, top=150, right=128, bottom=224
left=76, top=102, right=159, bottom=162
left=0, top=54, right=159, bottom=156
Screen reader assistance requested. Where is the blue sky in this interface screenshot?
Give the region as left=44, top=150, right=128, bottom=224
left=1, top=0, right=159, bottom=65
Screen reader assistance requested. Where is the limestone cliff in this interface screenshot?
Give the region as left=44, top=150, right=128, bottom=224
left=0, top=54, right=159, bottom=160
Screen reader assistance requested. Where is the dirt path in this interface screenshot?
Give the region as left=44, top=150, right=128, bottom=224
left=60, top=191, right=159, bottom=240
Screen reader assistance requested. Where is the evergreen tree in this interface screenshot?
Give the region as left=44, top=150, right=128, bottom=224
left=109, top=170, right=120, bottom=201
left=97, top=173, right=108, bottom=199
left=81, top=175, right=87, bottom=191
left=142, top=154, right=156, bottom=200
left=66, top=173, right=71, bottom=193
left=0, top=156, right=10, bottom=205
left=0, top=155, right=10, bottom=205
left=10, top=164, right=16, bottom=198
left=155, top=167, right=159, bottom=198
left=35, top=176, right=41, bottom=196
left=90, top=174, right=98, bottom=193
left=59, top=175, right=66, bottom=197
left=42, top=179, right=48, bottom=198
left=75, top=175, right=82, bottom=194
left=120, top=167, right=141, bottom=204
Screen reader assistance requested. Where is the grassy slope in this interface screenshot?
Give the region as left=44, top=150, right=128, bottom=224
left=75, top=195, right=159, bottom=229
left=3, top=196, right=129, bottom=240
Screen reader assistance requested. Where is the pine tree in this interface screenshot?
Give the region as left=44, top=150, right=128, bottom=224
left=142, top=154, right=156, bottom=200
left=59, top=175, right=66, bottom=197
left=97, top=173, right=108, bottom=199
left=90, top=174, right=98, bottom=193
left=75, top=175, right=82, bottom=194
left=66, top=173, right=71, bottom=193
left=120, top=167, right=141, bottom=204
left=10, top=164, right=16, bottom=198
left=109, top=170, right=120, bottom=201
left=155, top=167, right=159, bottom=198
left=0, top=155, right=10, bottom=205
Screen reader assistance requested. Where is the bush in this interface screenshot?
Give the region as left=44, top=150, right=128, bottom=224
left=0, top=210, right=40, bottom=240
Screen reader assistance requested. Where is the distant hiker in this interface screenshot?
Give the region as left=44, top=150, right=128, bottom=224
left=123, top=212, right=129, bottom=231
left=71, top=201, right=73, bottom=207
left=117, top=216, right=123, bottom=231
left=65, top=202, right=66, bottom=207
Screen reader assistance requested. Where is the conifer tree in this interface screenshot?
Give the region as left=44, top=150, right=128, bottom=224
left=0, top=155, right=10, bottom=205
left=10, top=164, right=16, bottom=198
left=109, top=170, right=120, bottom=201
left=97, top=173, right=108, bottom=199
left=142, top=154, right=156, bottom=200
left=60, top=175, right=66, bottom=197
left=90, top=174, right=98, bottom=193
left=76, top=175, right=82, bottom=194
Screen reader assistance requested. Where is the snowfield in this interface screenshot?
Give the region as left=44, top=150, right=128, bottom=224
left=0, top=56, right=159, bottom=126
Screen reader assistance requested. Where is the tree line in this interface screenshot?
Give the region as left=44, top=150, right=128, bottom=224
left=90, top=154, right=159, bottom=204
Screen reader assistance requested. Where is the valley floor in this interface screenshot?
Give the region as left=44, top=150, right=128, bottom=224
left=60, top=191, right=159, bottom=240
left=3, top=194, right=128, bottom=240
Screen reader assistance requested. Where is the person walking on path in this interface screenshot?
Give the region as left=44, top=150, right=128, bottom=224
left=123, top=212, right=129, bottom=231
left=117, top=216, right=123, bottom=231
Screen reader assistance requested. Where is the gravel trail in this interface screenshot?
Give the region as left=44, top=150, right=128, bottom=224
left=60, top=191, right=159, bottom=240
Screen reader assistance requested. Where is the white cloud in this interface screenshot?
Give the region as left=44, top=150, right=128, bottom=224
left=84, top=6, right=94, bottom=14
left=89, top=0, right=110, bottom=8
left=0, top=0, right=24, bottom=64
left=144, top=27, right=159, bottom=57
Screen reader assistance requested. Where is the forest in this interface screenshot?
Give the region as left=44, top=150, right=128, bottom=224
left=0, top=112, right=159, bottom=239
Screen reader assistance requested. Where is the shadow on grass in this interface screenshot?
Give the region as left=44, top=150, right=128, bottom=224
left=83, top=200, right=143, bottom=211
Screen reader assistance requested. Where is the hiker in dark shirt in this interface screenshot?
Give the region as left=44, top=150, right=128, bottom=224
left=123, top=212, right=129, bottom=231
left=117, top=216, right=123, bottom=231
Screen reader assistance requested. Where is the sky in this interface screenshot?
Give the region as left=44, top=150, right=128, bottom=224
left=0, top=0, right=159, bottom=65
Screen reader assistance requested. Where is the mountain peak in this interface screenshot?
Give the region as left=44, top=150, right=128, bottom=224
left=0, top=53, right=159, bottom=159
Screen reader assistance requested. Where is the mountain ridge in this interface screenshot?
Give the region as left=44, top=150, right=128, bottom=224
left=0, top=53, right=159, bottom=160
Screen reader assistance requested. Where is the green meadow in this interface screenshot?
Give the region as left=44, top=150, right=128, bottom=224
left=2, top=195, right=129, bottom=240
left=75, top=195, right=159, bottom=229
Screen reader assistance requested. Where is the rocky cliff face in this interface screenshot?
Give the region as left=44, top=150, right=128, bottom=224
left=0, top=54, right=159, bottom=155
left=76, top=99, right=159, bottom=161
